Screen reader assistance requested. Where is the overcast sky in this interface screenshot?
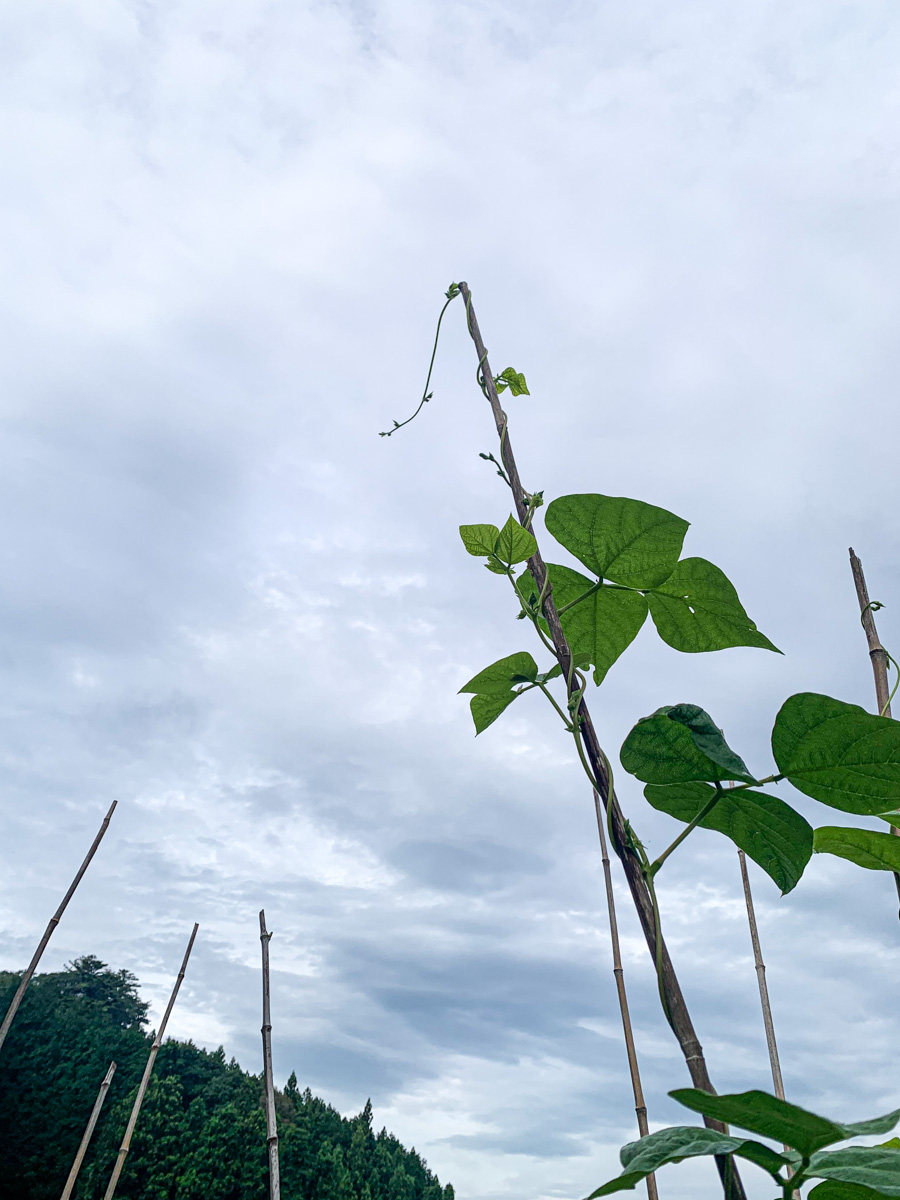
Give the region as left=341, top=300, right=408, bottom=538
left=3, top=3, right=900, bottom=1198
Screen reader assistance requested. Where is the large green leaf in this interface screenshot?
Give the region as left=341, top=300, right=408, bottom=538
left=459, top=652, right=539, bottom=735
left=459, top=524, right=500, bottom=558
left=671, top=1091, right=900, bottom=1158
left=645, top=782, right=813, bottom=894
left=459, top=652, right=538, bottom=695
left=669, top=1090, right=844, bottom=1156
left=646, top=557, right=780, bottom=654
left=494, top=515, right=537, bottom=565
left=621, top=705, right=754, bottom=786
left=809, top=1148, right=900, bottom=1197
left=522, top=564, right=648, bottom=685
left=814, top=827, right=900, bottom=873
left=772, top=694, right=900, bottom=815
left=585, top=1126, right=788, bottom=1197
left=545, top=494, right=688, bottom=588
left=469, top=691, right=519, bottom=735
left=809, top=1183, right=885, bottom=1199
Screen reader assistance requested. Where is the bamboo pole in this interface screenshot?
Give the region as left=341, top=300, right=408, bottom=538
left=848, top=548, right=900, bottom=911
left=60, top=1061, right=117, bottom=1200
left=102, top=923, right=198, bottom=1200
left=0, top=800, right=117, bottom=1055
left=594, top=791, right=658, bottom=1200
left=737, top=852, right=785, bottom=1101
left=259, top=909, right=281, bottom=1200
left=457, top=283, right=745, bottom=1200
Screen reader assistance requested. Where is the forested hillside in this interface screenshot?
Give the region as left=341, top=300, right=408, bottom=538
left=0, top=957, right=454, bottom=1200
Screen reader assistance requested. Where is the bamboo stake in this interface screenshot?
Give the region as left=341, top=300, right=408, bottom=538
left=457, top=283, right=745, bottom=1200
left=594, top=790, right=658, bottom=1200
left=0, top=800, right=117, bottom=1055
left=60, top=1061, right=117, bottom=1200
left=737, top=852, right=785, bottom=1101
left=102, top=923, right=198, bottom=1200
left=848, top=548, right=900, bottom=911
left=259, top=909, right=281, bottom=1200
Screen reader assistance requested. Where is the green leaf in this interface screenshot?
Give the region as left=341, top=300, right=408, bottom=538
left=621, top=705, right=754, bottom=786
left=878, top=812, right=900, bottom=831
left=469, top=691, right=520, bottom=735
left=459, top=652, right=538, bottom=695
left=585, top=1126, right=788, bottom=1197
left=669, top=1089, right=845, bottom=1156
left=536, top=564, right=648, bottom=685
left=494, top=367, right=529, bottom=396
left=814, top=827, right=900, bottom=872
left=495, top=515, right=537, bottom=566
left=545, top=494, right=689, bottom=588
left=459, top=524, right=501, bottom=558
left=809, top=1147, right=900, bottom=1197
left=645, top=782, right=813, bottom=894
left=773, top=694, right=900, bottom=815
left=646, top=557, right=780, bottom=654
left=809, top=1183, right=886, bottom=1199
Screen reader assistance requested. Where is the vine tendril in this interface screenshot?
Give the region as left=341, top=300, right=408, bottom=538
left=379, top=284, right=460, bottom=437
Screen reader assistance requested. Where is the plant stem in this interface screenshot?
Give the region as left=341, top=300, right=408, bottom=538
left=848, top=548, right=900, bottom=913
left=60, top=1061, right=117, bottom=1200
left=457, top=282, right=746, bottom=1200
left=0, top=800, right=117, bottom=1055
left=260, top=909, right=281, bottom=1200
left=650, top=787, right=724, bottom=874
left=103, top=923, right=198, bottom=1200
left=593, top=789, right=658, bottom=1200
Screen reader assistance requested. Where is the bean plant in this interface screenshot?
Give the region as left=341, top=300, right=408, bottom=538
left=383, top=283, right=900, bottom=1199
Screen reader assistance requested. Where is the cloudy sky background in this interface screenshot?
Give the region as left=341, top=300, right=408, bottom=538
left=3, top=2, right=900, bottom=1197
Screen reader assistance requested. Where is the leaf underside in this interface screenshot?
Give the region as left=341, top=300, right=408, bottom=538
left=646, top=557, right=780, bottom=654
left=773, top=693, right=900, bottom=814
left=814, top=826, right=900, bottom=873
left=620, top=705, right=754, bottom=786
left=645, top=782, right=813, bottom=893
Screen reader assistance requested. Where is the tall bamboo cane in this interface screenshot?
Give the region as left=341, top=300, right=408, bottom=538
left=259, top=909, right=281, bottom=1200
left=0, top=800, right=117, bottom=1054
left=593, top=790, right=658, bottom=1200
left=457, top=283, right=745, bottom=1200
left=60, top=1061, right=117, bottom=1200
left=848, top=548, right=900, bottom=911
left=102, top=923, right=198, bottom=1200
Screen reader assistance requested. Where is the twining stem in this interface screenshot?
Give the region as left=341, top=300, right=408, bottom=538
left=650, top=786, right=725, bottom=875
left=457, top=282, right=746, bottom=1200
left=0, top=800, right=117, bottom=1055
left=593, top=789, right=658, bottom=1200
left=848, top=548, right=900, bottom=913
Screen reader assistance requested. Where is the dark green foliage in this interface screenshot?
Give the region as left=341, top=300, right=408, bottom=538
left=0, top=959, right=452, bottom=1200
left=620, top=704, right=754, bottom=786
left=589, top=1089, right=900, bottom=1198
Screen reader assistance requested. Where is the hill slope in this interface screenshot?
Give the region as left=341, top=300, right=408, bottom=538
left=0, top=956, right=454, bottom=1200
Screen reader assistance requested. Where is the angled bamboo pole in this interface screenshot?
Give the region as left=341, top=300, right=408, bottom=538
left=103, top=923, right=198, bottom=1200
left=259, top=909, right=281, bottom=1200
left=60, top=1061, right=117, bottom=1200
left=0, top=800, right=117, bottom=1054
left=457, top=283, right=745, bottom=1200
left=594, top=790, right=658, bottom=1200
left=737, top=852, right=785, bottom=1102
left=848, top=548, right=900, bottom=911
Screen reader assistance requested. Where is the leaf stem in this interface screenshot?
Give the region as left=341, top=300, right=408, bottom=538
left=649, top=785, right=725, bottom=875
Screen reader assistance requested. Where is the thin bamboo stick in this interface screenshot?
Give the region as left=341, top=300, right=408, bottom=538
left=848, top=548, right=900, bottom=911
left=102, top=923, right=198, bottom=1200
left=457, top=282, right=745, bottom=1200
left=593, top=791, right=658, bottom=1200
left=737, top=852, right=785, bottom=1101
left=259, top=909, right=281, bottom=1200
left=0, top=800, right=117, bottom=1054
left=60, top=1061, right=117, bottom=1200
